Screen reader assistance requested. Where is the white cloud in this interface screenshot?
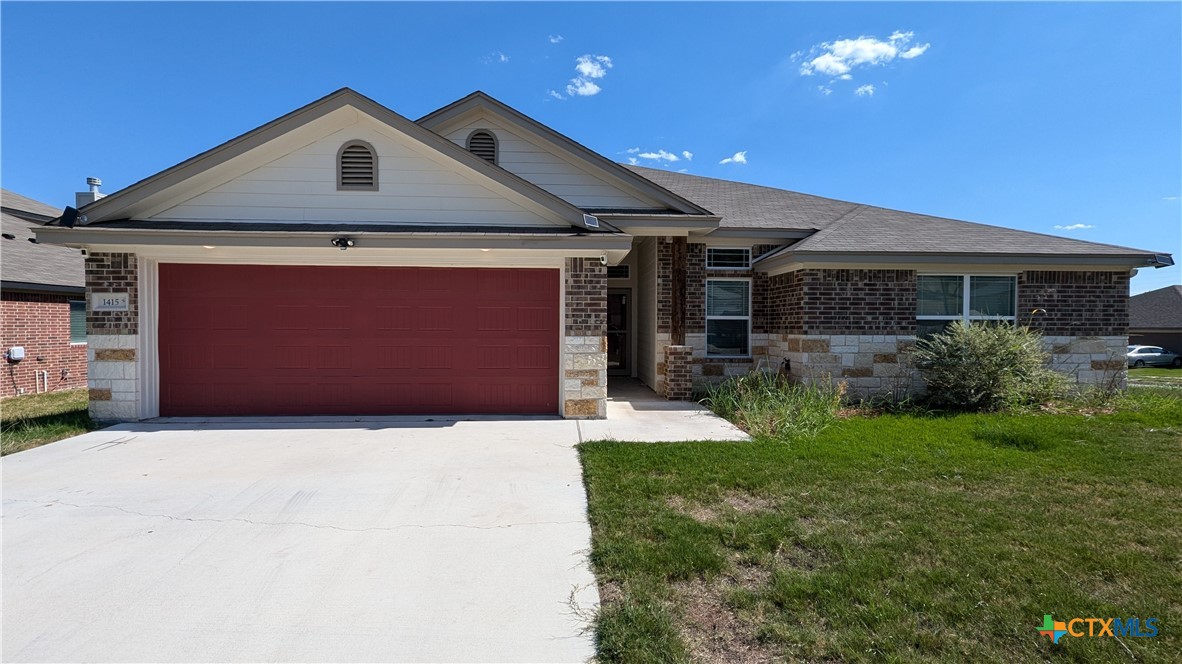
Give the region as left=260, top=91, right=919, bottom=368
left=575, top=54, right=612, bottom=79
left=1053, top=223, right=1095, bottom=230
left=627, top=157, right=639, bottom=165
left=567, top=78, right=601, bottom=96
left=563, top=54, right=613, bottom=98
left=719, top=151, right=748, bottom=165
left=855, top=84, right=876, bottom=97
left=901, top=44, right=929, bottom=59
left=549, top=35, right=564, bottom=44
left=682, top=150, right=693, bottom=161
left=546, top=89, right=565, bottom=101
left=481, top=51, right=510, bottom=65
left=638, top=149, right=680, bottom=162
left=625, top=147, right=641, bottom=154
left=799, top=31, right=929, bottom=77
left=817, top=85, right=833, bottom=96
left=1164, top=196, right=1180, bottom=201
left=677, top=168, right=689, bottom=173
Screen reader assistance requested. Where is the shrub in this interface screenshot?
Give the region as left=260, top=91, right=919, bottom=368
left=702, top=371, right=844, bottom=440
left=912, top=321, right=1070, bottom=412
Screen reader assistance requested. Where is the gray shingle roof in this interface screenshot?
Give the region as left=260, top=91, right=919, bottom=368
left=1, top=188, right=62, bottom=220
left=1130, top=285, right=1182, bottom=329
left=625, top=165, right=1167, bottom=258
left=1, top=191, right=85, bottom=289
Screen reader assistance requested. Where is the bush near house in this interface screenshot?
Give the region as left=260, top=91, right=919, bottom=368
left=581, top=388, right=1182, bottom=663
left=912, top=321, right=1071, bottom=412
left=701, top=371, right=844, bottom=439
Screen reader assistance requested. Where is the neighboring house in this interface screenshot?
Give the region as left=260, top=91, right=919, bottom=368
left=1, top=189, right=88, bottom=397
left=1130, top=285, right=1182, bottom=352
left=36, top=89, right=1174, bottom=421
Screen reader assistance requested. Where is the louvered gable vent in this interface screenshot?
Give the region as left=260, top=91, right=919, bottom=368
left=466, top=130, right=497, bottom=164
left=338, top=141, right=377, bottom=190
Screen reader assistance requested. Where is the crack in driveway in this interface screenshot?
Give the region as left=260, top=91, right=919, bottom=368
left=3, top=499, right=587, bottom=533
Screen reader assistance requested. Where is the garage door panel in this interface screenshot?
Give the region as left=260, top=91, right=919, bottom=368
left=159, top=264, right=559, bottom=416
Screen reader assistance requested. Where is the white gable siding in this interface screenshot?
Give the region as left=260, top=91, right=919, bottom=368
left=443, top=118, right=664, bottom=210
left=150, top=117, right=564, bottom=227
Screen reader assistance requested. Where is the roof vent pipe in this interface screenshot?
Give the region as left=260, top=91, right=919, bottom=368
left=75, top=177, right=106, bottom=208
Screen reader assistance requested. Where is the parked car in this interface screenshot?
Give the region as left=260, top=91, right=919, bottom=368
left=1127, top=345, right=1182, bottom=368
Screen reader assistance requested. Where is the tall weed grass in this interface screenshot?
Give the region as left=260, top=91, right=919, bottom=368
left=702, top=371, right=844, bottom=440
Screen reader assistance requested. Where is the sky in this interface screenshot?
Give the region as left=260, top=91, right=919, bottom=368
left=2, top=1, right=1179, bottom=293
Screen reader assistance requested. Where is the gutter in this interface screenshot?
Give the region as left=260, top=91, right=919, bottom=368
left=35, top=225, right=634, bottom=252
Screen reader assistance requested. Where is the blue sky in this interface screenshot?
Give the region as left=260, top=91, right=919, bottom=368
left=3, top=2, right=1179, bottom=293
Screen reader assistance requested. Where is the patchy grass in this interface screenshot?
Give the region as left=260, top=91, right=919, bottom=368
left=1, top=389, right=95, bottom=455
left=580, top=388, right=1182, bottom=663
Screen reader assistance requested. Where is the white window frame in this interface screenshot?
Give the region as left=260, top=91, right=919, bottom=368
left=706, top=247, right=751, bottom=270
left=705, top=277, right=752, bottom=358
left=916, top=275, right=1018, bottom=332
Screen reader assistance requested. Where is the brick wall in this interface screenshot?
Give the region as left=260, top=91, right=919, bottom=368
left=564, top=257, right=606, bottom=336
left=0, top=291, right=88, bottom=397
left=1018, top=270, right=1129, bottom=336
left=86, top=252, right=139, bottom=334
left=657, top=240, right=673, bottom=334
left=663, top=345, right=693, bottom=399
left=685, top=244, right=779, bottom=335
left=564, top=258, right=607, bottom=418
left=769, top=268, right=917, bottom=335
left=85, top=252, right=140, bottom=421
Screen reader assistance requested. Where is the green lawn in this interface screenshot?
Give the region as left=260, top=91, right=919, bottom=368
left=1, top=389, right=95, bottom=456
left=580, top=388, right=1182, bottom=663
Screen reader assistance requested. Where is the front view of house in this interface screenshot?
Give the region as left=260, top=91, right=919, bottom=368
left=38, top=89, right=1173, bottom=421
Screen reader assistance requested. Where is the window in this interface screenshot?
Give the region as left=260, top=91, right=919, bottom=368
left=606, top=264, right=630, bottom=279
left=917, top=275, right=1016, bottom=337
left=69, top=300, right=86, bottom=343
left=706, top=247, right=751, bottom=270
left=466, top=130, right=498, bottom=164
left=337, top=140, right=377, bottom=190
left=706, top=279, right=750, bottom=357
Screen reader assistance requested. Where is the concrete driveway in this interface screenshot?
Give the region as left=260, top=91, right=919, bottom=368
left=2, top=419, right=600, bottom=663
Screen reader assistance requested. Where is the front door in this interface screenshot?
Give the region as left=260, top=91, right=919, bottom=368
left=607, top=289, right=629, bottom=376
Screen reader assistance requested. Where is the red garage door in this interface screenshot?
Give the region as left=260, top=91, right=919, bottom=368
left=158, top=264, right=559, bottom=416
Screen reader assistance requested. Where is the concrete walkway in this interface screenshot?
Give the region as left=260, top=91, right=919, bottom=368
left=2, top=384, right=744, bottom=663
left=579, top=379, right=750, bottom=443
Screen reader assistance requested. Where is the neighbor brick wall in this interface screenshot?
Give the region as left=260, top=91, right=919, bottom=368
left=1018, top=270, right=1129, bottom=336
left=769, top=269, right=917, bottom=335
left=0, top=291, right=88, bottom=397
left=86, top=252, right=139, bottom=334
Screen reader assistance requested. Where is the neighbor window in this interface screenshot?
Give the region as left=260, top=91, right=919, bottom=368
left=706, top=279, right=750, bottom=357
left=337, top=140, right=378, bottom=190
left=706, top=247, right=751, bottom=270
left=917, top=275, right=1016, bottom=337
left=69, top=300, right=86, bottom=343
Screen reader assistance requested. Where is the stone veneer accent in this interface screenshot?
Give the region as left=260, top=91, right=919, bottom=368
left=85, top=252, right=140, bottom=421
left=1044, top=335, right=1128, bottom=390
left=769, top=334, right=921, bottom=398
left=663, top=345, right=694, bottom=399
left=564, top=258, right=608, bottom=418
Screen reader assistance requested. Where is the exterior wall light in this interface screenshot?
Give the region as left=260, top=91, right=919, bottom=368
left=331, top=237, right=355, bottom=250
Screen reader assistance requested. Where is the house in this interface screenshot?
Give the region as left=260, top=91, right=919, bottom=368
left=1, top=189, right=88, bottom=397
left=36, top=88, right=1174, bottom=421
left=1130, top=285, right=1182, bottom=352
